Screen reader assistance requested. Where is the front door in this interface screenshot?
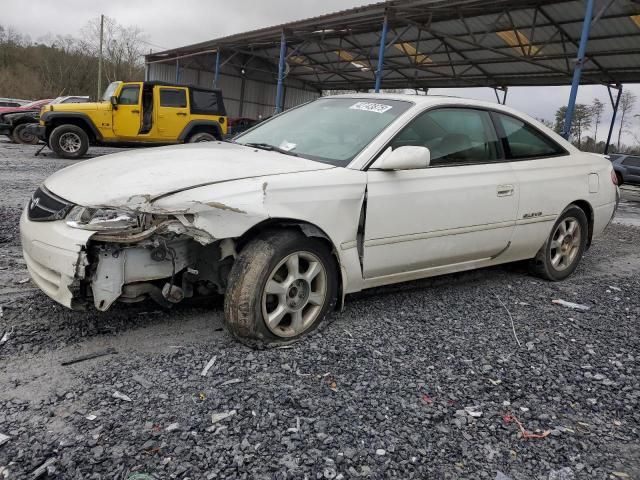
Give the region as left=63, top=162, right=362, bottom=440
left=363, top=107, right=519, bottom=279
left=112, top=83, right=142, bottom=138
left=156, top=87, right=190, bottom=139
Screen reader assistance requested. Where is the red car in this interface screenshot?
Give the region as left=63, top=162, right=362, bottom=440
left=0, top=99, right=53, bottom=115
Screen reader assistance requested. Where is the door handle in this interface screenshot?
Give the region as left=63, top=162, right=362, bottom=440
left=131, top=109, right=140, bottom=114
left=497, top=184, right=514, bottom=197
left=176, top=112, right=187, bottom=116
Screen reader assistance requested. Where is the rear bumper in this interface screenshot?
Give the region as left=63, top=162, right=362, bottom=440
left=19, top=208, right=94, bottom=308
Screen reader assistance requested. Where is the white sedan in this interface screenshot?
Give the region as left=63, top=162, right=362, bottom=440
left=20, top=94, right=619, bottom=346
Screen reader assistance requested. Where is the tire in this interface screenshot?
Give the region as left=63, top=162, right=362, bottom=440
left=187, top=132, right=217, bottom=143
left=49, top=124, right=89, bottom=159
left=224, top=229, right=338, bottom=348
left=529, top=205, right=588, bottom=281
left=12, top=123, right=39, bottom=145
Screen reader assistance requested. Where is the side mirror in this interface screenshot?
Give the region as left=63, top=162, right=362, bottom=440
left=371, top=146, right=431, bottom=170
left=110, top=96, right=118, bottom=109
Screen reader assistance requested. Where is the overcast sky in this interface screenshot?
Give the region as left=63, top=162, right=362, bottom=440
left=2, top=0, right=639, bottom=145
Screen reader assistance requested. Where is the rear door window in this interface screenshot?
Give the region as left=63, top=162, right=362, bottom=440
left=494, top=113, right=566, bottom=159
left=160, top=88, right=187, bottom=108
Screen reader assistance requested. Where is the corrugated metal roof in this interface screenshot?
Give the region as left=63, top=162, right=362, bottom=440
left=146, top=0, right=640, bottom=90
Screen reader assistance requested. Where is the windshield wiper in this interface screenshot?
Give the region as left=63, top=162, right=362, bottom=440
left=243, top=142, right=299, bottom=157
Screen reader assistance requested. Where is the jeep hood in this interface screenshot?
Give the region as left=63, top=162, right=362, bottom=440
left=48, top=102, right=103, bottom=112
left=44, top=142, right=333, bottom=208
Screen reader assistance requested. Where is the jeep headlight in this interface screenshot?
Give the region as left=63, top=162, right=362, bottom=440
left=65, top=206, right=141, bottom=232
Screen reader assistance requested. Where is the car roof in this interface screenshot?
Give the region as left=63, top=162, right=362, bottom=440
left=322, top=92, right=527, bottom=115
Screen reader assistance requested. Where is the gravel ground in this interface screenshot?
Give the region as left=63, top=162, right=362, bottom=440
left=0, top=140, right=639, bottom=479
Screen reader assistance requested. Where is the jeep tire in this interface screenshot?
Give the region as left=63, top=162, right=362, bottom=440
left=187, top=132, right=217, bottom=143
left=50, top=124, right=89, bottom=159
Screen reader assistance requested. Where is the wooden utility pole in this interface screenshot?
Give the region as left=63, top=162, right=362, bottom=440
left=97, top=14, right=104, bottom=100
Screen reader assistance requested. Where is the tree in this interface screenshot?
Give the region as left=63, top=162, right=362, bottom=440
left=536, top=117, right=554, bottom=130
left=554, top=104, right=592, bottom=147
left=590, top=98, right=604, bottom=144
left=0, top=18, right=145, bottom=101
left=617, top=91, right=637, bottom=151
left=80, top=17, right=147, bottom=85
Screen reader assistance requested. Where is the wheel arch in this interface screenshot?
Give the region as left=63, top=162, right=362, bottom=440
left=569, top=199, right=594, bottom=247
left=44, top=113, right=101, bottom=142
left=179, top=120, right=223, bottom=142
left=235, top=217, right=346, bottom=309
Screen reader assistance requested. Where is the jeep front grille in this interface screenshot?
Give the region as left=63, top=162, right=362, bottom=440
left=27, top=186, right=74, bottom=222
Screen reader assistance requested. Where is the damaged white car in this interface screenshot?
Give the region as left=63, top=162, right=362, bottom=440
left=20, top=94, right=618, bottom=345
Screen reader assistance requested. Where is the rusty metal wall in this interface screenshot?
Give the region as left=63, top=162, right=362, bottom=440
left=148, top=62, right=319, bottom=118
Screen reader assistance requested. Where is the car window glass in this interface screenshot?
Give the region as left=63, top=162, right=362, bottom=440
left=390, top=108, right=499, bottom=166
left=622, top=156, right=640, bottom=167
left=118, top=86, right=140, bottom=105
left=236, top=98, right=412, bottom=166
left=160, top=89, right=187, bottom=108
left=496, top=113, right=565, bottom=159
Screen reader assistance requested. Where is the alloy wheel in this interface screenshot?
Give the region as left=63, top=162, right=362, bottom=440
left=59, top=132, right=82, bottom=153
left=550, top=217, right=581, bottom=271
left=261, top=251, right=327, bottom=338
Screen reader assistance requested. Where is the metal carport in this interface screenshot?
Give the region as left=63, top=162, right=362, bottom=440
left=145, top=0, right=640, bottom=151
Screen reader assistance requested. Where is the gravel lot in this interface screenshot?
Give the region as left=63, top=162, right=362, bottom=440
left=0, top=139, right=639, bottom=479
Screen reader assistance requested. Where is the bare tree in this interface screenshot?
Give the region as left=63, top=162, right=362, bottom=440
left=617, top=91, right=637, bottom=151
left=590, top=98, right=604, bottom=144
left=80, top=16, right=146, bottom=87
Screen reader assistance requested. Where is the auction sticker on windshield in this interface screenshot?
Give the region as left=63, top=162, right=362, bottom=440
left=349, top=101, right=393, bottom=114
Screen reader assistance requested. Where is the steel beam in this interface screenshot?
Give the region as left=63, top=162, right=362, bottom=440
left=213, top=49, right=221, bottom=88
left=604, top=84, right=622, bottom=154
left=374, top=13, right=389, bottom=92
left=175, top=59, right=180, bottom=84
left=562, top=0, right=594, bottom=140
left=275, top=31, right=287, bottom=113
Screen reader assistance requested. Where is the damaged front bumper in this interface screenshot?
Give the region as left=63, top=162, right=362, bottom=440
left=20, top=207, right=93, bottom=308
left=20, top=207, right=232, bottom=311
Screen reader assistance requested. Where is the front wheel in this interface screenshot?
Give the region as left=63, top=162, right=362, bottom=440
left=12, top=123, right=39, bottom=145
left=529, top=205, right=588, bottom=281
left=224, top=230, right=338, bottom=347
left=49, top=124, right=89, bottom=159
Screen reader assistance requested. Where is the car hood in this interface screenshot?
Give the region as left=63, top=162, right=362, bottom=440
left=44, top=142, right=334, bottom=208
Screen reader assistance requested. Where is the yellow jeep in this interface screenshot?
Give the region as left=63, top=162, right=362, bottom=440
left=31, top=81, right=227, bottom=159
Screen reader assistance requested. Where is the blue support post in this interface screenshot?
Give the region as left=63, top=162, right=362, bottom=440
left=275, top=31, right=287, bottom=113
left=374, top=13, right=389, bottom=93
left=562, top=0, right=594, bottom=139
left=175, top=58, right=180, bottom=84
left=213, top=49, right=221, bottom=89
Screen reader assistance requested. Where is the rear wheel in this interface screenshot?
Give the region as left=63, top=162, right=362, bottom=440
left=529, top=205, right=588, bottom=281
left=187, top=132, right=216, bottom=143
left=49, top=124, right=89, bottom=159
left=12, top=123, right=39, bottom=145
left=224, top=230, right=338, bottom=347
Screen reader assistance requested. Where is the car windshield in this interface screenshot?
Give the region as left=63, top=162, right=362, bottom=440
left=102, top=82, right=122, bottom=101
left=235, top=97, right=412, bottom=166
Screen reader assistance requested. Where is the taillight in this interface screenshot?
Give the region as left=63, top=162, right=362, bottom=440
left=611, top=169, right=619, bottom=186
